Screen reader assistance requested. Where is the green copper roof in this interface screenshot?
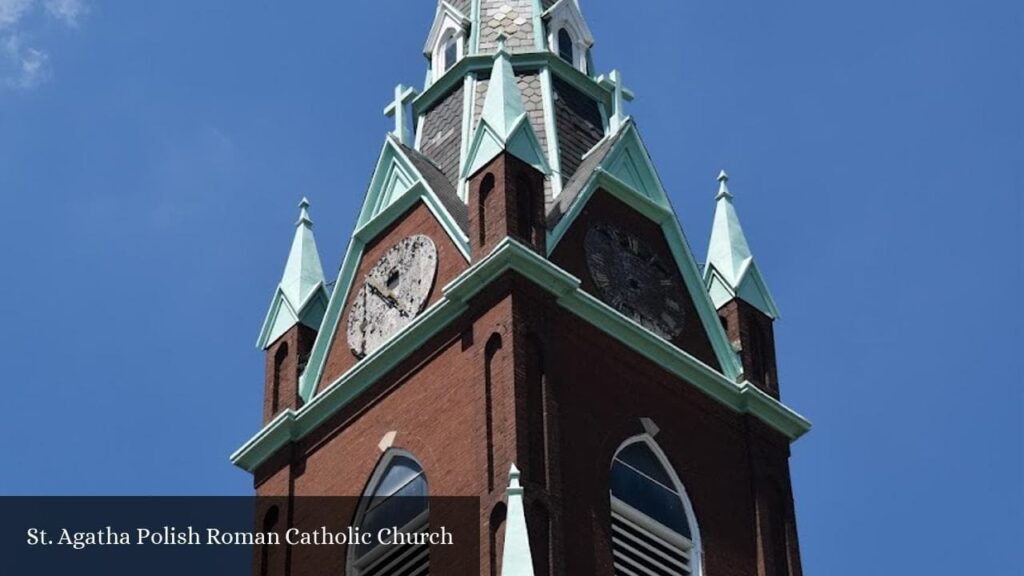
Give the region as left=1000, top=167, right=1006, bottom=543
left=256, top=198, right=329, bottom=349
left=704, top=172, right=780, bottom=318
left=462, top=38, right=550, bottom=178
left=481, top=39, right=525, bottom=138
left=281, top=198, right=326, bottom=307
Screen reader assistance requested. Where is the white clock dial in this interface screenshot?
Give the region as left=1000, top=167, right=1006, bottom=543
left=346, top=235, right=438, bottom=358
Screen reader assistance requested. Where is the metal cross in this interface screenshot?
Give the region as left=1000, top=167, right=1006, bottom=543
left=598, top=69, right=635, bottom=133
left=383, top=84, right=418, bottom=146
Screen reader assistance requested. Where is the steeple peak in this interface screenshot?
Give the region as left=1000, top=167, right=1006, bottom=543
left=280, top=198, right=325, bottom=308
left=704, top=172, right=779, bottom=318
left=480, top=37, right=526, bottom=140
left=256, top=198, right=329, bottom=349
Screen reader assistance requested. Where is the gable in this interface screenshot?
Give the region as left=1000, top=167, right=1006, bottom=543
left=600, top=126, right=668, bottom=205
left=704, top=259, right=780, bottom=319
left=379, top=157, right=416, bottom=209
left=257, top=280, right=330, bottom=351
left=550, top=190, right=722, bottom=371
left=546, top=121, right=742, bottom=380
left=314, top=201, right=470, bottom=396
left=606, top=146, right=652, bottom=198
left=464, top=114, right=550, bottom=180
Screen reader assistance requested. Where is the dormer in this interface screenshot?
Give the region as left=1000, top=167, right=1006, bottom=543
left=423, top=1, right=471, bottom=84
left=543, top=0, right=594, bottom=74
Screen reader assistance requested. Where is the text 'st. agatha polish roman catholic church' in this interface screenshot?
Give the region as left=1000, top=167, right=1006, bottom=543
left=232, top=1, right=810, bottom=574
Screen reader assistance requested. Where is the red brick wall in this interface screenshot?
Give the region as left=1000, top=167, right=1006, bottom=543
left=254, top=273, right=801, bottom=576
left=468, top=152, right=547, bottom=259
left=263, top=323, right=316, bottom=424
left=718, top=298, right=780, bottom=398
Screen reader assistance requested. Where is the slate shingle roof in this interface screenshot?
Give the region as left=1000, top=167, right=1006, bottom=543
left=399, top=142, right=469, bottom=233
left=546, top=128, right=625, bottom=228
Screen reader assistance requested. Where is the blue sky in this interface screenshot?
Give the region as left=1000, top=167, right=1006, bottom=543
left=0, top=0, right=1020, bottom=574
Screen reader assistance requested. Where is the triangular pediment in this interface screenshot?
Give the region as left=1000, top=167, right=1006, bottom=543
left=704, top=265, right=736, bottom=309
left=257, top=283, right=329, bottom=350
left=733, top=260, right=780, bottom=319
left=464, top=115, right=550, bottom=179
left=358, top=135, right=468, bottom=239
left=548, top=121, right=744, bottom=380
left=361, top=137, right=427, bottom=226
left=379, top=158, right=416, bottom=209
left=600, top=124, right=668, bottom=205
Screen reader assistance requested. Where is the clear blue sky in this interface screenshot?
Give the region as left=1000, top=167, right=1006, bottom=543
left=0, top=1, right=1020, bottom=574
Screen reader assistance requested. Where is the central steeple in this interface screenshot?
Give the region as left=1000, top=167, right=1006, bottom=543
left=410, top=0, right=605, bottom=203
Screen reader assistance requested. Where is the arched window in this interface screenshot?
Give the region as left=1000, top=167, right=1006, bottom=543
left=443, top=33, right=459, bottom=72
left=271, top=342, right=289, bottom=415
left=479, top=173, right=496, bottom=247
left=610, top=436, right=701, bottom=576
left=546, top=1, right=593, bottom=74
left=348, top=451, right=430, bottom=575
left=484, top=333, right=502, bottom=491
left=557, top=28, right=574, bottom=64
left=748, top=326, right=774, bottom=392
left=433, top=27, right=464, bottom=82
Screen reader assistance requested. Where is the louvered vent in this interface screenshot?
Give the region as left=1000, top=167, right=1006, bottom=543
left=360, top=532, right=429, bottom=576
left=611, top=506, right=692, bottom=576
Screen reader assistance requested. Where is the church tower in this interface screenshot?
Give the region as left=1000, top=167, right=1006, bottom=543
left=234, top=2, right=810, bottom=575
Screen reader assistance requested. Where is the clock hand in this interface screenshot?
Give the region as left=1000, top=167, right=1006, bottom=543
left=365, top=281, right=411, bottom=317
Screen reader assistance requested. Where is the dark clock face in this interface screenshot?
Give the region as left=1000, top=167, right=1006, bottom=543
left=584, top=222, right=685, bottom=340
left=346, top=235, right=438, bottom=358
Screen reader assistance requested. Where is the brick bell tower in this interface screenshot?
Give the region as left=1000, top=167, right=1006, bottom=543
left=234, top=2, right=811, bottom=576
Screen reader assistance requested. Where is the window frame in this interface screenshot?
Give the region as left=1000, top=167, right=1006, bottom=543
left=550, top=24, right=587, bottom=73
left=433, top=26, right=465, bottom=83
left=544, top=0, right=593, bottom=75
left=346, top=449, right=430, bottom=576
left=557, top=28, right=575, bottom=64
left=609, top=434, right=704, bottom=576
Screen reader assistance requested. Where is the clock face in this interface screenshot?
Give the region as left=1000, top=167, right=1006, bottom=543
left=346, top=235, right=438, bottom=358
left=584, top=222, right=685, bottom=340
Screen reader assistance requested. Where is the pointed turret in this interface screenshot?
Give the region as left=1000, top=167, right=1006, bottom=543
left=256, top=198, right=329, bottom=422
left=704, top=171, right=779, bottom=319
left=500, top=464, right=536, bottom=576
left=463, top=37, right=549, bottom=179
left=257, top=198, right=329, bottom=350
left=705, top=172, right=782, bottom=396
